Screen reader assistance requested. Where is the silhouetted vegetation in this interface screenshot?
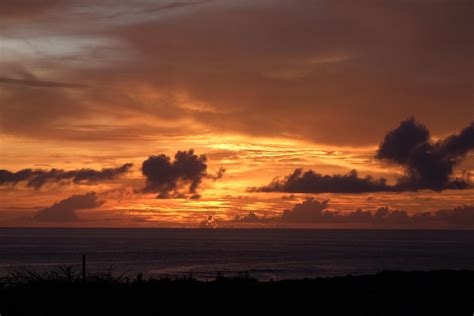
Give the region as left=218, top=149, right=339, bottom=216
left=0, top=266, right=473, bottom=315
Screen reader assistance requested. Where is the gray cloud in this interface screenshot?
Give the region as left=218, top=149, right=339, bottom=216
left=0, top=163, right=133, bottom=189
left=252, top=169, right=390, bottom=194
left=142, top=149, right=224, bottom=198
left=34, top=192, right=103, bottom=222
left=254, top=119, right=473, bottom=194
left=377, top=118, right=474, bottom=191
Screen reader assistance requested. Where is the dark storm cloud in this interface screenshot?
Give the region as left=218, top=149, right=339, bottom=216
left=252, top=169, right=390, bottom=194
left=0, top=163, right=132, bottom=189
left=376, top=118, right=430, bottom=165
left=230, top=198, right=474, bottom=228
left=377, top=118, right=474, bottom=191
left=34, top=192, right=103, bottom=222
left=255, top=119, right=474, bottom=193
left=142, top=149, right=224, bottom=198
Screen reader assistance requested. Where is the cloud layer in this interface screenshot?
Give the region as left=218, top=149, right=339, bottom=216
left=34, top=192, right=103, bottom=222
left=0, top=164, right=132, bottom=189
left=1, top=1, right=472, bottom=145
left=230, top=198, right=474, bottom=228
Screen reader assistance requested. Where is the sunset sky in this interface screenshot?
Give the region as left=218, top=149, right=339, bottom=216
left=0, top=0, right=473, bottom=228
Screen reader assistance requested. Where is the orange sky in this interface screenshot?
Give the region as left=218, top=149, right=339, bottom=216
left=0, top=0, right=473, bottom=228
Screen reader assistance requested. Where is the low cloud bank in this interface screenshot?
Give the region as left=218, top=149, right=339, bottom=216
left=224, top=198, right=474, bottom=228
left=34, top=192, right=103, bottom=222
left=0, top=164, right=133, bottom=189
left=253, top=119, right=473, bottom=194
left=253, top=169, right=390, bottom=194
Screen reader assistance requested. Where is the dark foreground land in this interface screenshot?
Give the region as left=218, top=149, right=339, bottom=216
left=1, top=269, right=473, bottom=316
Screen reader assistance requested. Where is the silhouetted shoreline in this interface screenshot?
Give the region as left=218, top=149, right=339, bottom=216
left=1, top=268, right=472, bottom=315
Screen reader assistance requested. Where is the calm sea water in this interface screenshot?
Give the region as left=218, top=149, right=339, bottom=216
left=0, top=228, right=473, bottom=280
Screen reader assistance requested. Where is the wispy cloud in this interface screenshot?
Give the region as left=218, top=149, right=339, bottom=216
left=0, top=77, right=86, bottom=89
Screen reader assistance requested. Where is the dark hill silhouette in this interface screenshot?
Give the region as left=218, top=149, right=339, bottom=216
left=0, top=267, right=472, bottom=315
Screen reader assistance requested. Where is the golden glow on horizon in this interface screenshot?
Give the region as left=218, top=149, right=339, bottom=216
left=2, top=130, right=472, bottom=227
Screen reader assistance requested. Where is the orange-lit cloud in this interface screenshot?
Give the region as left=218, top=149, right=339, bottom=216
left=0, top=0, right=473, bottom=227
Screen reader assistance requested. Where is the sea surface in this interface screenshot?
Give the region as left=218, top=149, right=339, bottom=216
left=0, top=228, right=473, bottom=280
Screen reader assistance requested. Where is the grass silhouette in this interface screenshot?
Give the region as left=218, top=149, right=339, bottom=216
left=1, top=266, right=473, bottom=315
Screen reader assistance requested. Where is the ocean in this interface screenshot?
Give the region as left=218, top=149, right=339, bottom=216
left=0, top=228, right=473, bottom=280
